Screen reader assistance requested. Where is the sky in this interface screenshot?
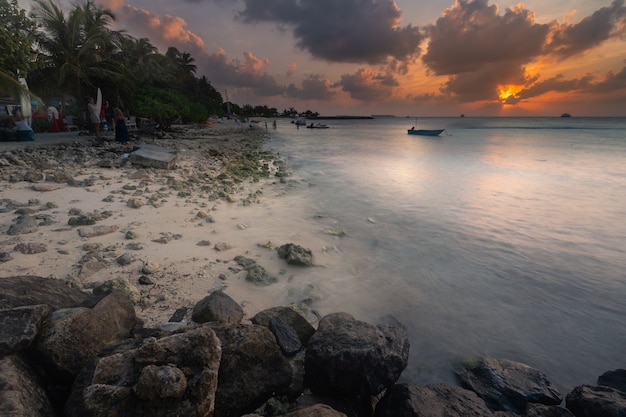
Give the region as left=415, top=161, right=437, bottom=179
left=18, top=0, right=626, bottom=116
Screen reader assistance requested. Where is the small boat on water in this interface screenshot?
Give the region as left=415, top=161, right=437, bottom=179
left=294, top=118, right=307, bottom=126
left=407, top=127, right=445, bottom=136
left=307, top=123, right=329, bottom=129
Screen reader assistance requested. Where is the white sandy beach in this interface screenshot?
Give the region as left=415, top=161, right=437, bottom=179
left=0, top=123, right=342, bottom=327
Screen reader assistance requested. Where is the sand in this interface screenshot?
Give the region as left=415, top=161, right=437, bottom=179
left=0, top=122, right=342, bottom=327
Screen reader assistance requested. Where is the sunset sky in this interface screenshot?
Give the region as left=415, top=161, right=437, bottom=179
left=18, top=0, right=626, bottom=116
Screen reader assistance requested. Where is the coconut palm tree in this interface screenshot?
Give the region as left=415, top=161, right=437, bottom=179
left=29, top=0, right=123, bottom=114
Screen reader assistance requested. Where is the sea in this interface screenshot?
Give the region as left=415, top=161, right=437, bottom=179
left=260, top=116, right=626, bottom=394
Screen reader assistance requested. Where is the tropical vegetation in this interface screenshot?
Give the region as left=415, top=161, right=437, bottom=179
left=0, top=0, right=318, bottom=130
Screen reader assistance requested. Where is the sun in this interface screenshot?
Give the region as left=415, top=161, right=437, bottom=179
left=497, top=85, right=525, bottom=104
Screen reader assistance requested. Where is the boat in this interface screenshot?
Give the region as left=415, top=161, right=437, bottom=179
left=407, top=127, right=445, bottom=136
left=294, top=118, right=307, bottom=126
left=306, top=123, right=329, bottom=129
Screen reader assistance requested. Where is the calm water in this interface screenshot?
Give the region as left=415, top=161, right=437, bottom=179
left=262, top=117, right=626, bottom=393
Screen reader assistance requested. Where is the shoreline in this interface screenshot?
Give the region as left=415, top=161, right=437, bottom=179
left=0, top=123, right=320, bottom=327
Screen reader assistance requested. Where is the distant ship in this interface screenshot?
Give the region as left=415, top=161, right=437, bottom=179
left=560, top=113, right=572, bottom=117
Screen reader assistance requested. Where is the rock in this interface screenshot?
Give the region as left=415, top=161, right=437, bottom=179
left=116, top=253, right=133, bottom=266
left=129, top=144, right=178, bottom=170
left=268, top=316, right=302, bottom=356
left=565, top=384, right=626, bottom=417
left=252, top=306, right=316, bottom=346
left=524, top=403, right=575, bottom=416
left=169, top=307, right=187, bottom=322
left=138, top=275, right=154, bottom=285
left=0, top=276, right=92, bottom=310
left=126, top=198, right=144, bottom=208
left=455, top=357, right=563, bottom=413
left=598, top=369, right=626, bottom=392
left=277, top=404, right=348, bottom=417
left=77, top=224, right=119, bottom=238
left=14, top=242, right=48, bottom=254
left=136, top=364, right=188, bottom=400
left=24, top=170, right=45, bottom=182
left=7, top=215, right=38, bottom=235
left=128, top=169, right=150, bottom=179
left=79, top=252, right=109, bottom=278
left=192, top=290, right=244, bottom=324
left=142, top=261, right=160, bottom=274
left=31, top=183, right=64, bottom=192
left=211, top=323, right=293, bottom=417
left=305, top=312, right=409, bottom=403
left=68, top=215, right=97, bottom=226
left=234, top=255, right=277, bottom=286
left=374, top=383, right=496, bottom=417
left=0, top=251, right=12, bottom=262
left=35, top=290, right=138, bottom=376
left=0, top=304, right=51, bottom=356
left=93, top=278, right=141, bottom=304
left=276, top=243, right=313, bottom=266
left=0, top=355, right=56, bottom=417
left=66, top=325, right=221, bottom=417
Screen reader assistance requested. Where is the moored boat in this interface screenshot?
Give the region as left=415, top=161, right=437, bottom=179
left=307, top=123, right=329, bottom=129
left=407, top=128, right=445, bottom=136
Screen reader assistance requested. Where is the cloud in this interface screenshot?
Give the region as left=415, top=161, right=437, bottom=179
left=335, top=68, right=398, bottom=101
left=545, top=0, right=626, bottom=59
left=423, top=0, right=549, bottom=76
left=517, top=67, right=626, bottom=99
left=235, top=0, right=423, bottom=65
left=285, top=74, right=336, bottom=100
left=286, top=63, right=297, bottom=77
left=114, top=4, right=207, bottom=57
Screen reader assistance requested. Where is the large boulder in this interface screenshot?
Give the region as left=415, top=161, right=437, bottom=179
left=211, top=323, right=293, bottom=417
left=0, top=275, right=93, bottom=310
left=455, top=357, right=563, bottom=413
left=565, top=384, right=626, bottom=417
left=304, top=313, right=409, bottom=400
left=0, top=304, right=51, bottom=356
left=374, top=383, right=496, bottom=417
left=0, top=354, right=56, bottom=417
left=66, top=324, right=222, bottom=417
left=35, top=289, right=138, bottom=376
left=192, top=290, right=244, bottom=324
left=598, top=369, right=626, bottom=393
left=252, top=306, right=316, bottom=346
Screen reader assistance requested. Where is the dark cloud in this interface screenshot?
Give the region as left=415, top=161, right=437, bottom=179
left=286, top=74, right=336, bottom=100
left=335, top=68, right=398, bottom=101
left=439, top=61, right=530, bottom=102
left=546, top=0, right=626, bottom=59
left=517, top=73, right=594, bottom=99
left=422, top=0, right=549, bottom=76
left=236, top=0, right=423, bottom=64
left=517, top=67, right=626, bottom=99
left=199, top=49, right=284, bottom=97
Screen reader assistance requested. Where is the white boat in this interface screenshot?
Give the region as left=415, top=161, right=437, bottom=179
left=294, top=118, right=307, bottom=126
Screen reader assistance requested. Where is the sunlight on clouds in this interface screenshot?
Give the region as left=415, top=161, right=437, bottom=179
left=242, top=52, right=269, bottom=74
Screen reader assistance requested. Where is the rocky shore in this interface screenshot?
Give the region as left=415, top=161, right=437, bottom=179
left=1, top=125, right=625, bottom=416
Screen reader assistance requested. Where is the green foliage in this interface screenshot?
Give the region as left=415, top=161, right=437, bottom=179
left=136, top=87, right=207, bottom=129
left=0, top=0, right=36, bottom=82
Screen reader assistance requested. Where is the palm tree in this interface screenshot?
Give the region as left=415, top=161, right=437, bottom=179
left=30, top=0, right=122, bottom=114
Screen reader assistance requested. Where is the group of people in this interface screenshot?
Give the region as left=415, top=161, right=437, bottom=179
left=87, top=96, right=131, bottom=147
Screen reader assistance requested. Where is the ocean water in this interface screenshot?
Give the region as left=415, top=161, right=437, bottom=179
left=262, top=116, right=626, bottom=393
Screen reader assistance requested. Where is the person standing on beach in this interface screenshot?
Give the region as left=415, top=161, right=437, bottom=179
left=87, top=97, right=101, bottom=139
left=12, top=109, right=34, bottom=141
left=114, top=107, right=130, bottom=147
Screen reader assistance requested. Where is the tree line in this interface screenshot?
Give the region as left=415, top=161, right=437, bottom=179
left=0, top=0, right=318, bottom=129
